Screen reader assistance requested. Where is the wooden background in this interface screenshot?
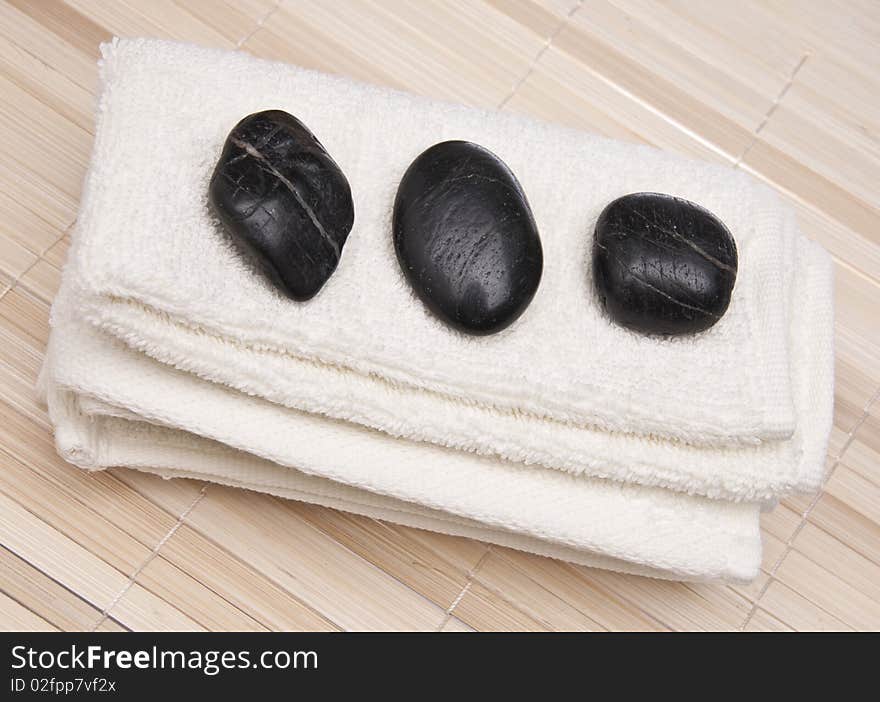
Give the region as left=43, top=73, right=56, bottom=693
left=1, top=0, right=878, bottom=631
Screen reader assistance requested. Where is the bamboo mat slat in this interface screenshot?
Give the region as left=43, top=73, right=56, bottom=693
left=0, top=590, right=59, bottom=631
left=0, top=0, right=878, bottom=631
left=144, top=524, right=340, bottom=631
left=1, top=546, right=103, bottom=631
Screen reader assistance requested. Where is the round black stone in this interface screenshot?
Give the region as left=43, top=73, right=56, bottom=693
left=393, top=140, right=543, bottom=335
left=593, top=192, right=738, bottom=336
left=208, top=110, right=354, bottom=301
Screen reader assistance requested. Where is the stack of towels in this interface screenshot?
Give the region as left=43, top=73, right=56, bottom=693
left=40, top=38, right=835, bottom=582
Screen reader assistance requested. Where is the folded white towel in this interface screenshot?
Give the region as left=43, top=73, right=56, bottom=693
left=65, top=37, right=836, bottom=500
left=40, top=38, right=835, bottom=582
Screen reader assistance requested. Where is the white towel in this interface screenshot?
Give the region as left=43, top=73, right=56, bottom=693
left=40, top=38, right=835, bottom=581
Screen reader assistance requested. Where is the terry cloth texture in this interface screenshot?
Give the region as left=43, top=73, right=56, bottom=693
left=40, top=37, right=835, bottom=582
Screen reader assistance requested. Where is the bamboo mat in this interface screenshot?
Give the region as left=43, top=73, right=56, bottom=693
left=1, top=0, right=878, bottom=632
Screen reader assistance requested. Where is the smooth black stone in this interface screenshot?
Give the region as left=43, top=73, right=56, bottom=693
left=593, top=192, right=738, bottom=335
left=209, top=110, right=354, bottom=301
left=393, top=141, right=543, bottom=335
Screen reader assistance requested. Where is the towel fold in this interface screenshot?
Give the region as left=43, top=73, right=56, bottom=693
left=42, top=299, right=764, bottom=582
left=40, top=38, right=835, bottom=582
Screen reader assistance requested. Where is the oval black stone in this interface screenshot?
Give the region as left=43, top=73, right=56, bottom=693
left=593, top=192, right=737, bottom=335
left=393, top=141, right=543, bottom=335
left=208, top=110, right=354, bottom=301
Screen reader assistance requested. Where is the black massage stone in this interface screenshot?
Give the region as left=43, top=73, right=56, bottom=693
left=393, top=140, right=543, bottom=335
left=593, top=192, right=738, bottom=336
left=209, top=110, right=354, bottom=301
